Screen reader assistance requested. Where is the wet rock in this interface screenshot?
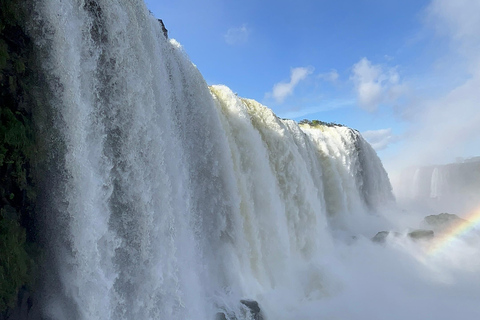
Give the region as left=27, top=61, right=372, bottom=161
left=157, top=19, right=168, bottom=38
left=1, top=288, right=40, bottom=320
left=372, top=231, right=390, bottom=243
left=215, top=299, right=264, bottom=320
left=422, top=213, right=466, bottom=232
left=372, top=231, right=401, bottom=243
left=408, top=229, right=434, bottom=240
left=240, top=300, right=263, bottom=320
left=215, top=312, right=227, bottom=320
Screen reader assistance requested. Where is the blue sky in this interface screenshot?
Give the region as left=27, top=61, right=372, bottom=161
left=144, top=0, right=480, bottom=172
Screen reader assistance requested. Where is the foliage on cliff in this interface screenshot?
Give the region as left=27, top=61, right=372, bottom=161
left=0, top=0, right=37, bottom=313
left=298, top=119, right=345, bottom=128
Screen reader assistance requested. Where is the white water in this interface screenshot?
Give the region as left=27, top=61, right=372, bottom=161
left=29, top=1, right=396, bottom=319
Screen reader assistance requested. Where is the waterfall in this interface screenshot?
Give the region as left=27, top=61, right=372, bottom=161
left=28, top=0, right=393, bottom=319
left=430, top=167, right=441, bottom=199
left=395, top=160, right=480, bottom=214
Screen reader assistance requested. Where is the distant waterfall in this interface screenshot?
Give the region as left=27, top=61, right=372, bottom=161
left=395, top=160, right=480, bottom=214
left=430, top=167, right=442, bottom=199
left=28, top=1, right=393, bottom=319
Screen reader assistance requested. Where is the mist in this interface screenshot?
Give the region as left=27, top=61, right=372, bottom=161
left=255, top=206, right=480, bottom=320
left=374, top=0, right=480, bottom=225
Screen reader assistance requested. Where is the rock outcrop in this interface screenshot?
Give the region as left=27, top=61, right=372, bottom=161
left=158, top=19, right=168, bottom=38
left=1, top=288, right=40, bottom=320
left=407, top=229, right=434, bottom=240
left=371, top=213, right=468, bottom=245
left=1, top=0, right=39, bottom=317
left=240, top=300, right=263, bottom=320
left=372, top=231, right=401, bottom=243
left=421, top=213, right=466, bottom=232
left=215, top=299, right=264, bottom=320
left=372, top=228, right=435, bottom=243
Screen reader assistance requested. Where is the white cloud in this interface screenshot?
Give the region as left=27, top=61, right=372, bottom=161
left=384, top=0, right=480, bottom=178
left=351, top=58, right=406, bottom=112
left=384, top=55, right=394, bottom=62
left=408, top=0, right=480, bottom=164
left=389, top=73, right=480, bottom=170
left=427, top=0, right=480, bottom=57
left=362, top=128, right=398, bottom=151
left=269, top=67, right=314, bottom=103
left=318, top=69, right=339, bottom=83
left=224, top=24, right=250, bottom=45
left=279, top=98, right=355, bottom=120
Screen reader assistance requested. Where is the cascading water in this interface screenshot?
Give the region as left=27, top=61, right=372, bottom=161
left=27, top=0, right=393, bottom=319
left=430, top=167, right=442, bottom=199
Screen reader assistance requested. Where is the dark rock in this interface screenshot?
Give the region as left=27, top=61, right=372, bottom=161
left=157, top=19, right=168, bottom=38
left=422, top=213, right=466, bottom=232
left=1, top=288, right=40, bottom=320
left=1, top=1, right=39, bottom=315
left=372, top=231, right=390, bottom=243
left=240, top=300, right=263, bottom=320
left=408, top=229, right=434, bottom=240
left=215, top=312, right=227, bottom=320
left=1, top=205, right=18, bottom=220
left=215, top=299, right=264, bottom=320
left=371, top=231, right=401, bottom=243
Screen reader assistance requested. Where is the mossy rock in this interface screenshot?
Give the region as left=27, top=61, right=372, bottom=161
left=0, top=213, right=33, bottom=311
left=1, top=0, right=39, bottom=314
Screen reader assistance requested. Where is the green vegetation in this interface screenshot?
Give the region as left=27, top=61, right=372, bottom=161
left=0, top=214, right=34, bottom=311
left=1, top=0, right=38, bottom=313
left=298, top=119, right=345, bottom=128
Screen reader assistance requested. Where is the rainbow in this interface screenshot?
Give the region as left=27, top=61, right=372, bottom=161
left=428, top=206, right=480, bottom=255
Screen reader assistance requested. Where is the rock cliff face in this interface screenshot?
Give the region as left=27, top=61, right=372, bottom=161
left=0, top=0, right=39, bottom=318
left=157, top=19, right=169, bottom=38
